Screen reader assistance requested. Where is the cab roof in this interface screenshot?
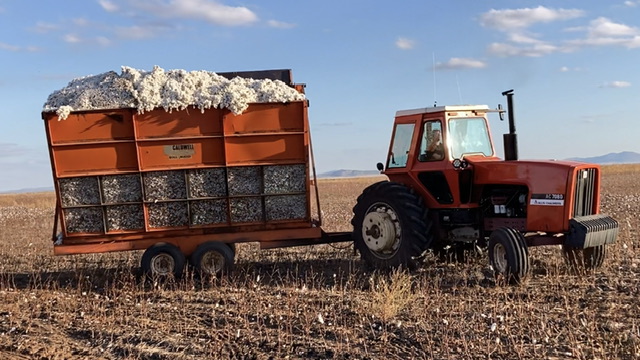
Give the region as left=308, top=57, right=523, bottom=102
left=395, top=104, right=490, bottom=117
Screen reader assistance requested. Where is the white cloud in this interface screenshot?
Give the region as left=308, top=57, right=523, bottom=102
left=396, top=37, right=415, bottom=50
left=267, top=20, right=296, bottom=29
left=488, top=42, right=559, bottom=57
left=64, top=34, right=82, bottom=43
left=0, top=42, right=40, bottom=52
left=508, top=32, right=544, bottom=44
left=73, top=18, right=90, bottom=27
left=61, top=33, right=111, bottom=46
left=479, top=6, right=584, bottom=31
left=114, top=24, right=174, bottom=39
left=589, top=17, right=637, bottom=37
left=32, top=21, right=59, bottom=33
left=480, top=6, right=584, bottom=57
left=317, top=122, right=353, bottom=127
left=559, top=66, right=584, bottom=72
left=599, top=81, right=631, bottom=88
left=96, top=36, right=112, bottom=46
left=99, top=0, right=119, bottom=12
left=0, top=42, right=20, bottom=51
left=0, top=143, right=26, bottom=158
left=568, top=17, right=640, bottom=49
left=115, top=25, right=157, bottom=39
left=33, top=0, right=261, bottom=48
left=435, top=57, right=487, bottom=70
left=624, top=0, right=640, bottom=7
left=479, top=7, right=640, bottom=56
left=125, top=0, right=258, bottom=26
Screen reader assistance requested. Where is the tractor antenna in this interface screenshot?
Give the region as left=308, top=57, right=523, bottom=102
left=432, top=52, right=437, bottom=107
left=456, top=74, right=463, bottom=104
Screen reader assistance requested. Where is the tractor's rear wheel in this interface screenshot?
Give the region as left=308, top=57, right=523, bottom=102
left=488, top=227, right=530, bottom=285
left=562, top=244, right=606, bottom=271
left=351, top=181, right=432, bottom=270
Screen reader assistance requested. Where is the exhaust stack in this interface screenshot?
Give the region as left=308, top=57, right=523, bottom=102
left=502, top=89, right=518, bottom=161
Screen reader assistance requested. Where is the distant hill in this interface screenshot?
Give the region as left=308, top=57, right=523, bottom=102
left=318, top=169, right=381, bottom=178
left=567, top=151, right=640, bottom=164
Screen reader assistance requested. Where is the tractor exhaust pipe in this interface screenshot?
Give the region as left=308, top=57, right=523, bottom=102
left=502, top=89, right=518, bottom=161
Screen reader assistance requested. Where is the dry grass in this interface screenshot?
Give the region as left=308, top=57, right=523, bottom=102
left=0, top=172, right=639, bottom=359
left=368, top=268, right=417, bottom=323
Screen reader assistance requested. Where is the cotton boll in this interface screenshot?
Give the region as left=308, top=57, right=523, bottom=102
left=222, top=77, right=259, bottom=115
left=43, top=71, right=135, bottom=119
left=135, top=65, right=167, bottom=113
left=56, top=106, right=73, bottom=120
left=43, top=65, right=306, bottom=117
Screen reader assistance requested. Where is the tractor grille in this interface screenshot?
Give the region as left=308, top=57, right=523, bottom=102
left=573, top=168, right=597, bottom=217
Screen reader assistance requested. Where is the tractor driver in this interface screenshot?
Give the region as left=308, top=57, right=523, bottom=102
left=425, top=129, right=444, bottom=160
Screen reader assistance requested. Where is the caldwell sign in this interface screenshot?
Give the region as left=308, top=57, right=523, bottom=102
left=164, top=144, right=195, bottom=159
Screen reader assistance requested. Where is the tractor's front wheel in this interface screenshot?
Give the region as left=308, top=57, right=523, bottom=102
left=351, top=181, right=432, bottom=270
left=488, top=227, right=530, bottom=285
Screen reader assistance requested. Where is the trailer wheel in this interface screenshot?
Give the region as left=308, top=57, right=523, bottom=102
left=351, top=181, right=432, bottom=270
left=141, top=243, right=186, bottom=278
left=562, top=244, right=606, bottom=270
left=488, top=227, right=530, bottom=285
left=190, top=242, right=235, bottom=277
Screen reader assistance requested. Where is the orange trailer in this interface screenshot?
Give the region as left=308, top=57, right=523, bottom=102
left=42, top=69, right=351, bottom=277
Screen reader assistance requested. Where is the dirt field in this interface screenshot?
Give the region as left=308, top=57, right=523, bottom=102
left=0, top=166, right=638, bottom=359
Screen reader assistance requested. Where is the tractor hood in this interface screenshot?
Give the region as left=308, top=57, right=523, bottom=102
left=462, top=155, right=616, bottom=244
left=464, top=155, right=592, bottom=191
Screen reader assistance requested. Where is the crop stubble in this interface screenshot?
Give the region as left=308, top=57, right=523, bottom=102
left=0, top=167, right=638, bottom=359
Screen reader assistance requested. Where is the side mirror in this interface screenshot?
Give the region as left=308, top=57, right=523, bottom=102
left=376, top=162, right=384, bottom=172
left=498, top=104, right=504, bottom=121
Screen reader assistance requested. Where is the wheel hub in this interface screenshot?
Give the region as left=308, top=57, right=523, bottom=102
left=201, top=251, right=225, bottom=275
left=492, top=243, right=508, bottom=273
left=150, top=253, right=175, bottom=276
left=362, top=211, right=398, bottom=252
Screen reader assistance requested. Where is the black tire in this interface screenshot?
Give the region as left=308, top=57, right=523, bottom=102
left=562, top=244, right=606, bottom=270
left=141, top=242, right=186, bottom=278
left=351, top=181, right=432, bottom=270
left=190, top=242, right=235, bottom=277
left=488, top=227, right=530, bottom=285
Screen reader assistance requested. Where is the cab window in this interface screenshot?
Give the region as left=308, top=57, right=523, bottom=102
left=418, top=120, right=444, bottom=162
left=387, top=123, right=415, bottom=168
left=449, top=117, right=493, bottom=158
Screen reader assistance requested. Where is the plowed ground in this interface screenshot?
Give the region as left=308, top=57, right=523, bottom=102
left=0, top=166, right=638, bottom=359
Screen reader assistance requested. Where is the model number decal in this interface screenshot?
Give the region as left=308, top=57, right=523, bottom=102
left=530, top=193, right=564, bottom=206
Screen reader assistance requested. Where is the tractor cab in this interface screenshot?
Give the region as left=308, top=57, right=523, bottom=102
left=381, top=104, right=503, bottom=208
left=385, top=104, right=498, bottom=168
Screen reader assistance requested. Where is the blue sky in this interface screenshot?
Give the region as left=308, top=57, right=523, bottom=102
left=1, top=0, right=639, bottom=191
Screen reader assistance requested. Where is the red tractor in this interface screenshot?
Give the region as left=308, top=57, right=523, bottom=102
left=352, top=90, right=618, bottom=283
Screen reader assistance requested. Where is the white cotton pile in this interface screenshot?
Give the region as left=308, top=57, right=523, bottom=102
left=43, top=65, right=306, bottom=119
